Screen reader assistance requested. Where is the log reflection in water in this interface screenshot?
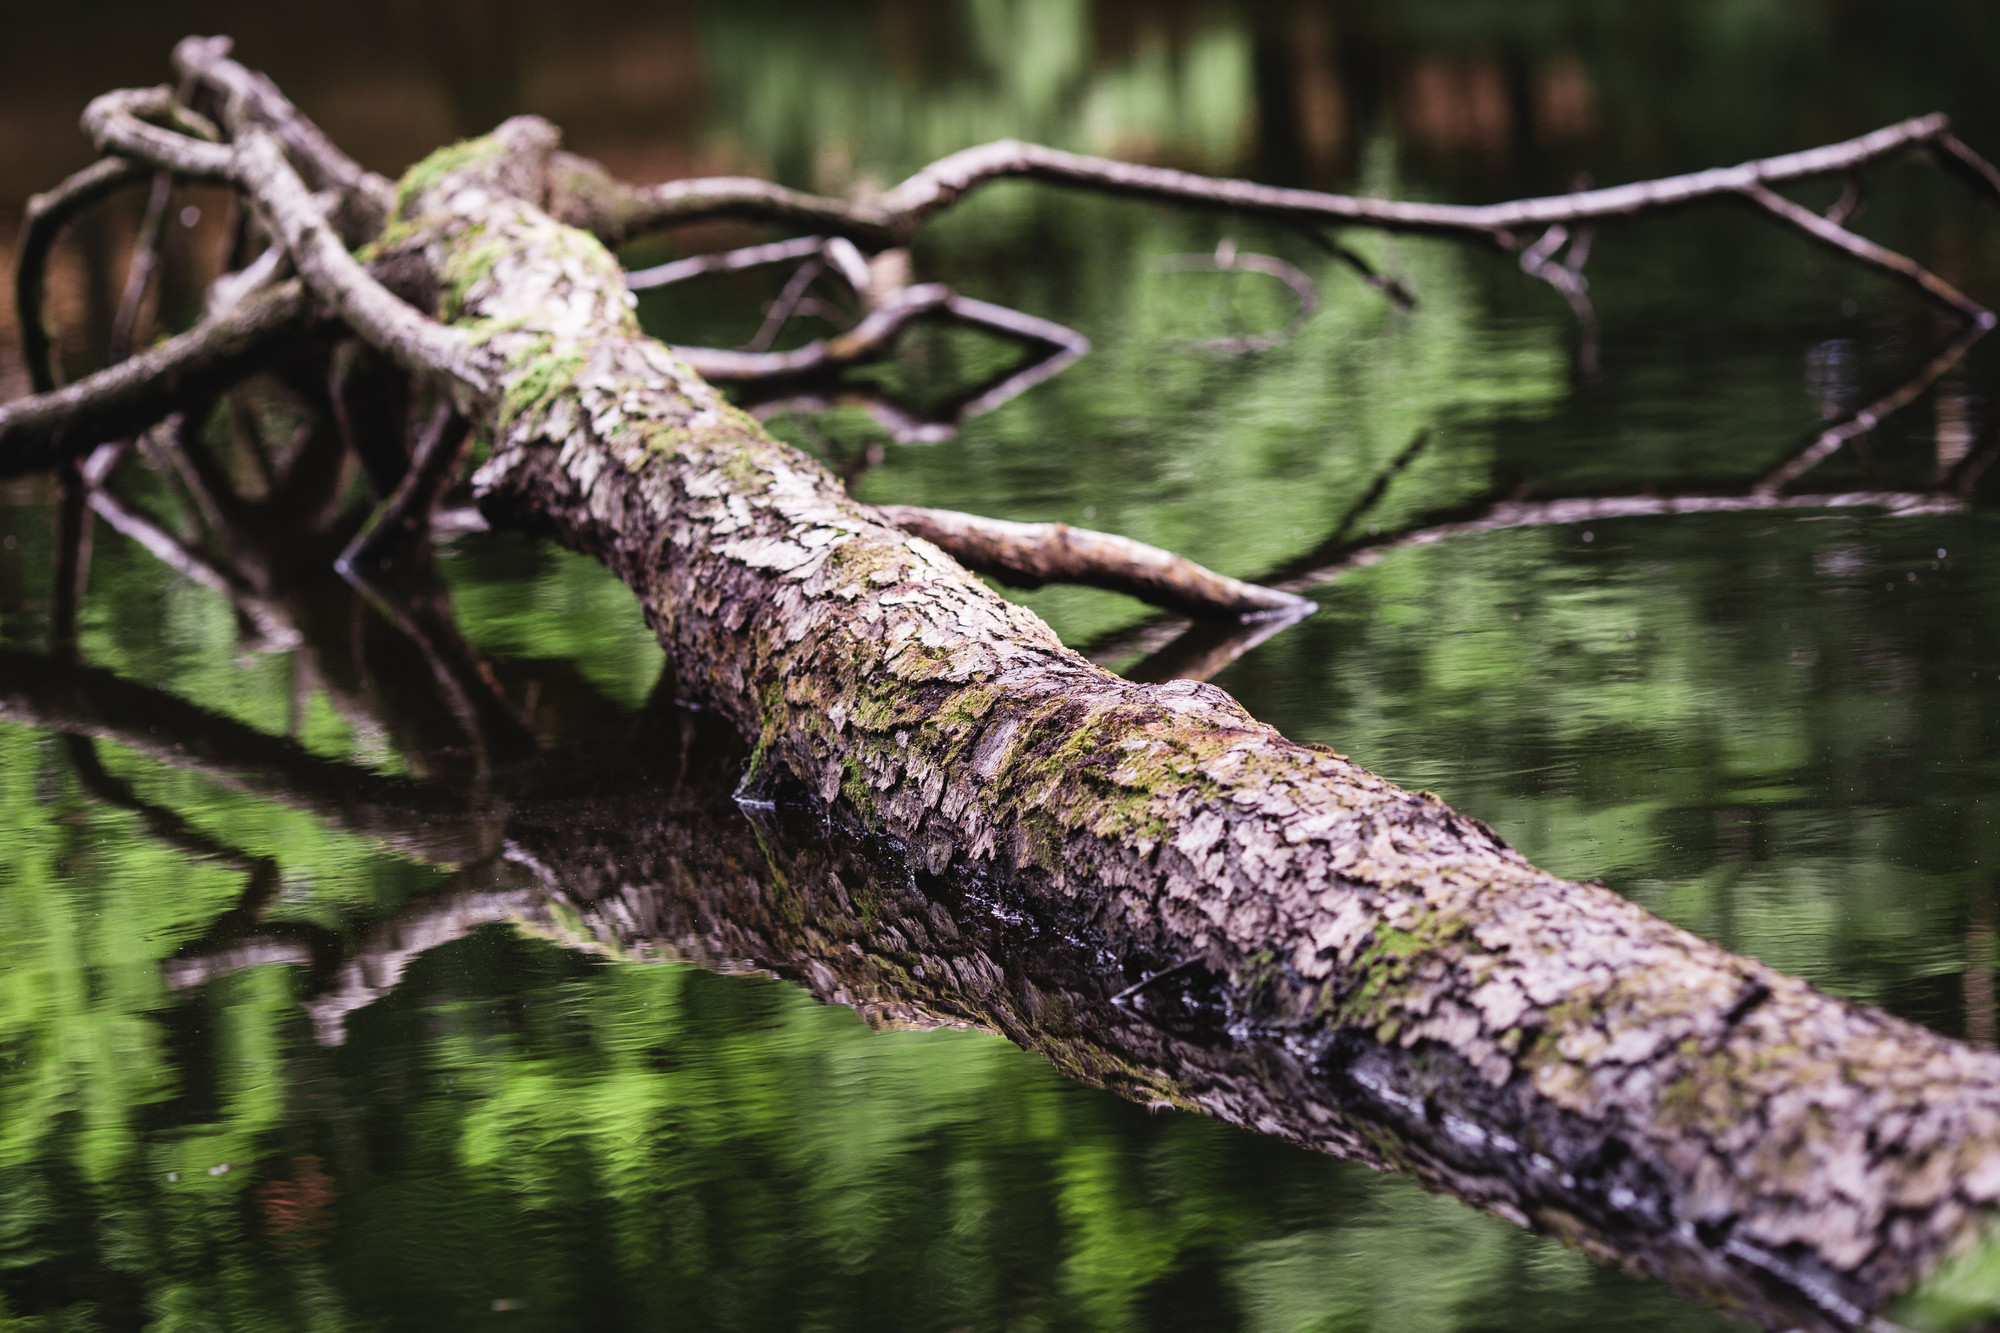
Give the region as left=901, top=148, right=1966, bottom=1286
left=1, top=620, right=1992, bottom=1333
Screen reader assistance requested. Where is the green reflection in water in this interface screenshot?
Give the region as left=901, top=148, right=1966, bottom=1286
left=4, top=0, right=2000, bottom=1328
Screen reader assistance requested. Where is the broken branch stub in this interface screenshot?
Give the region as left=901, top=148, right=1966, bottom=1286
left=876, top=504, right=1311, bottom=619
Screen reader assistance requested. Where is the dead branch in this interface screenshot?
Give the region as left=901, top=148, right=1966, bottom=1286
left=625, top=234, right=844, bottom=291
left=0, top=280, right=310, bottom=475
left=670, top=281, right=1088, bottom=385
left=1758, top=318, right=1991, bottom=494
left=549, top=153, right=897, bottom=246
left=595, top=112, right=1997, bottom=431
left=877, top=503, right=1311, bottom=620
left=80, top=86, right=233, bottom=181
left=171, top=35, right=393, bottom=243
left=1303, top=232, right=1416, bottom=308
left=109, top=176, right=178, bottom=366
left=1515, top=223, right=1602, bottom=377
left=1743, top=182, right=1995, bottom=326
left=337, top=401, right=473, bottom=576
left=563, top=114, right=1976, bottom=250
left=231, top=132, right=492, bottom=394
left=1271, top=488, right=1963, bottom=592
left=15, top=158, right=150, bottom=392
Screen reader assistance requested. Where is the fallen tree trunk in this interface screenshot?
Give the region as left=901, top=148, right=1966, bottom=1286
left=322, top=112, right=2000, bottom=1333
left=13, top=44, right=2000, bottom=1330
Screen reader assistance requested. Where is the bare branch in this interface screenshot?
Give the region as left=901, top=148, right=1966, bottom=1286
left=337, top=402, right=473, bottom=575
left=624, top=234, right=830, bottom=290
left=1825, top=173, right=1865, bottom=227
left=171, top=35, right=393, bottom=242
left=742, top=257, right=832, bottom=351
left=1929, top=131, right=2000, bottom=209
left=1272, top=487, right=1963, bottom=593
left=1757, top=318, right=1991, bottom=494
left=744, top=324, right=1091, bottom=445
left=879, top=116, right=1962, bottom=236
left=550, top=152, right=893, bottom=245
left=80, top=86, right=233, bottom=181
left=232, top=131, right=493, bottom=397
left=1516, top=223, right=1602, bottom=377
left=581, top=114, right=1958, bottom=248
left=108, top=174, right=178, bottom=364
left=876, top=504, right=1312, bottom=619
left=0, top=280, right=311, bottom=476
left=1303, top=232, right=1416, bottom=308
left=15, top=157, right=150, bottom=393
left=1740, top=182, right=1995, bottom=327
left=671, top=282, right=1088, bottom=386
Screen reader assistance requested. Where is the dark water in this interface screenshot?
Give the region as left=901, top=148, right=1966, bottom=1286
left=4, top=2, right=2000, bottom=1329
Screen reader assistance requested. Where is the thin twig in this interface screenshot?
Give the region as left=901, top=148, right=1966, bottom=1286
left=1756, top=318, right=1991, bottom=494
left=625, top=235, right=829, bottom=290
left=1109, top=957, right=1203, bottom=1006
left=1740, top=182, right=1995, bottom=326
left=1324, top=429, right=1434, bottom=547
left=337, top=402, right=472, bottom=575
left=744, top=325, right=1092, bottom=445
left=1825, top=173, right=1865, bottom=227
left=1300, top=231, right=1416, bottom=308
left=1515, top=224, right=1602, bottom=378
left=742, top=258, right=830, bottom=352
left=1271, top=488, right=1964, bottom=594
left=672, top=283, right=1088, bottom=385
left=109, top=173, right=178, bottom=365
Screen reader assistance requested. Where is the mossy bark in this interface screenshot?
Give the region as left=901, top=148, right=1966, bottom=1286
left=364, top=118, right=2000, bottom=1332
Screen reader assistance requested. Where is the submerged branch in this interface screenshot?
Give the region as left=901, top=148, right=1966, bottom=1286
left=1271, top=488, right=1963, bottom=593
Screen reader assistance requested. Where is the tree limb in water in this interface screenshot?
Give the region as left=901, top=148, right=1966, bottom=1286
left=15, top=45, right=2000, bottom=1330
